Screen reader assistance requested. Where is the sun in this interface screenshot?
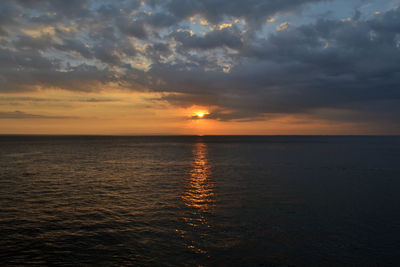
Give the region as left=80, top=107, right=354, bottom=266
left=192, top=109, right=209, bottom=119
left=193, top=110, right=209, bottom=119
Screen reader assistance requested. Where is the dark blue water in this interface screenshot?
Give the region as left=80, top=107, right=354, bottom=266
left=1, top=136, right=399, bottom=266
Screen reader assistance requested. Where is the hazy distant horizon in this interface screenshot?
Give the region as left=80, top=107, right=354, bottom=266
left=1, top=133, right=400, bottom=137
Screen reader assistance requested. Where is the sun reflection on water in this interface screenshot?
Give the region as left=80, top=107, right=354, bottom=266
left=180, top=141, right=214, bottom=255
left=183, top=142, right=213, bottom=213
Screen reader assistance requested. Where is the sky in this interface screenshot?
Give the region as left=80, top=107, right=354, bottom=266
left=0, top=0, right=399, bottom=135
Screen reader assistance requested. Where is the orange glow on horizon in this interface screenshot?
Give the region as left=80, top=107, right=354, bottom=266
left=0, top=90, right=375, bottom=135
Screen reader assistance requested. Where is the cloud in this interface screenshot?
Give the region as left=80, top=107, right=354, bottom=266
left=147, top=7, right=400, bottom=128
left=191, top=109, right=268, bottom=122
left=77, top=98, right=119, bottom=103
left=0, top=111, right=78, bottom=119
left=116, top=18, right=148, bottom=39
left=170, top=26, right=243, bottom=50
left=154, top=0, right=325, bottom=29
left=276, top=22, right=290, bottom=31
left=0, top=96, right=60, bottom=103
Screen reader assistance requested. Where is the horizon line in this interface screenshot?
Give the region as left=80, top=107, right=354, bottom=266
left=0, top=134, right=399, bottom=137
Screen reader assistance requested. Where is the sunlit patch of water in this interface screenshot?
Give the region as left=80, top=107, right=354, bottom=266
left=181, top=142, right=215, bottom=256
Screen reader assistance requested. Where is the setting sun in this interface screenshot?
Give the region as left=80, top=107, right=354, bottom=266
left=194, top=110, right=209, bottom=119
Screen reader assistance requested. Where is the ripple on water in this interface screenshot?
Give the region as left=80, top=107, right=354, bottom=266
left=1, top=136, right=400, bottom=265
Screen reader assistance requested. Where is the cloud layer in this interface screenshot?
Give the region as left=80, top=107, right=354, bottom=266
left=0, top=0, right=399, bottom=132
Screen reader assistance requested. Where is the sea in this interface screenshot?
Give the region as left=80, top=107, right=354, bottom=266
left=0, top=135, right=399, bottom=266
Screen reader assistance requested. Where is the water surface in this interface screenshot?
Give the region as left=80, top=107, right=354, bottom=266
left=1, top=136, right=399, bottom=265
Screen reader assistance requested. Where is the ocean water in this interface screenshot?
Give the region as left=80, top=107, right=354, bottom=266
left=0, top=135, right=399, bottom=266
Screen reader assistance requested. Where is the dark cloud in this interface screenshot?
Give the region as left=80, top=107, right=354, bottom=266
left=116, top=18, right=148, bottom=39
left=0, top=46, right=119, bottom=91
left=154, top=0, right=325, bottom=28
left=170, top=26, right=243, bottom=50
left=16, top=0, right=91, bottom=19
left=0, top=96, right=60, bottom=102
left=0, top=96, right=119, bottom=104
left=13, top=34, right=54, bottom=51
left=78, top=98, right=119, bottom=103
left=0, top=111, right=77, bottom=119
left=145, top=42, right=172, bottom=62
left=0, top=1, right=18, bottom=36
left=191, top=109, right=267, bottom=122
left=55, top=39, right=94, bottom=59
left=146, top=7, right=400, bottom=130
left=141, top=12, right=180, bottom=28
